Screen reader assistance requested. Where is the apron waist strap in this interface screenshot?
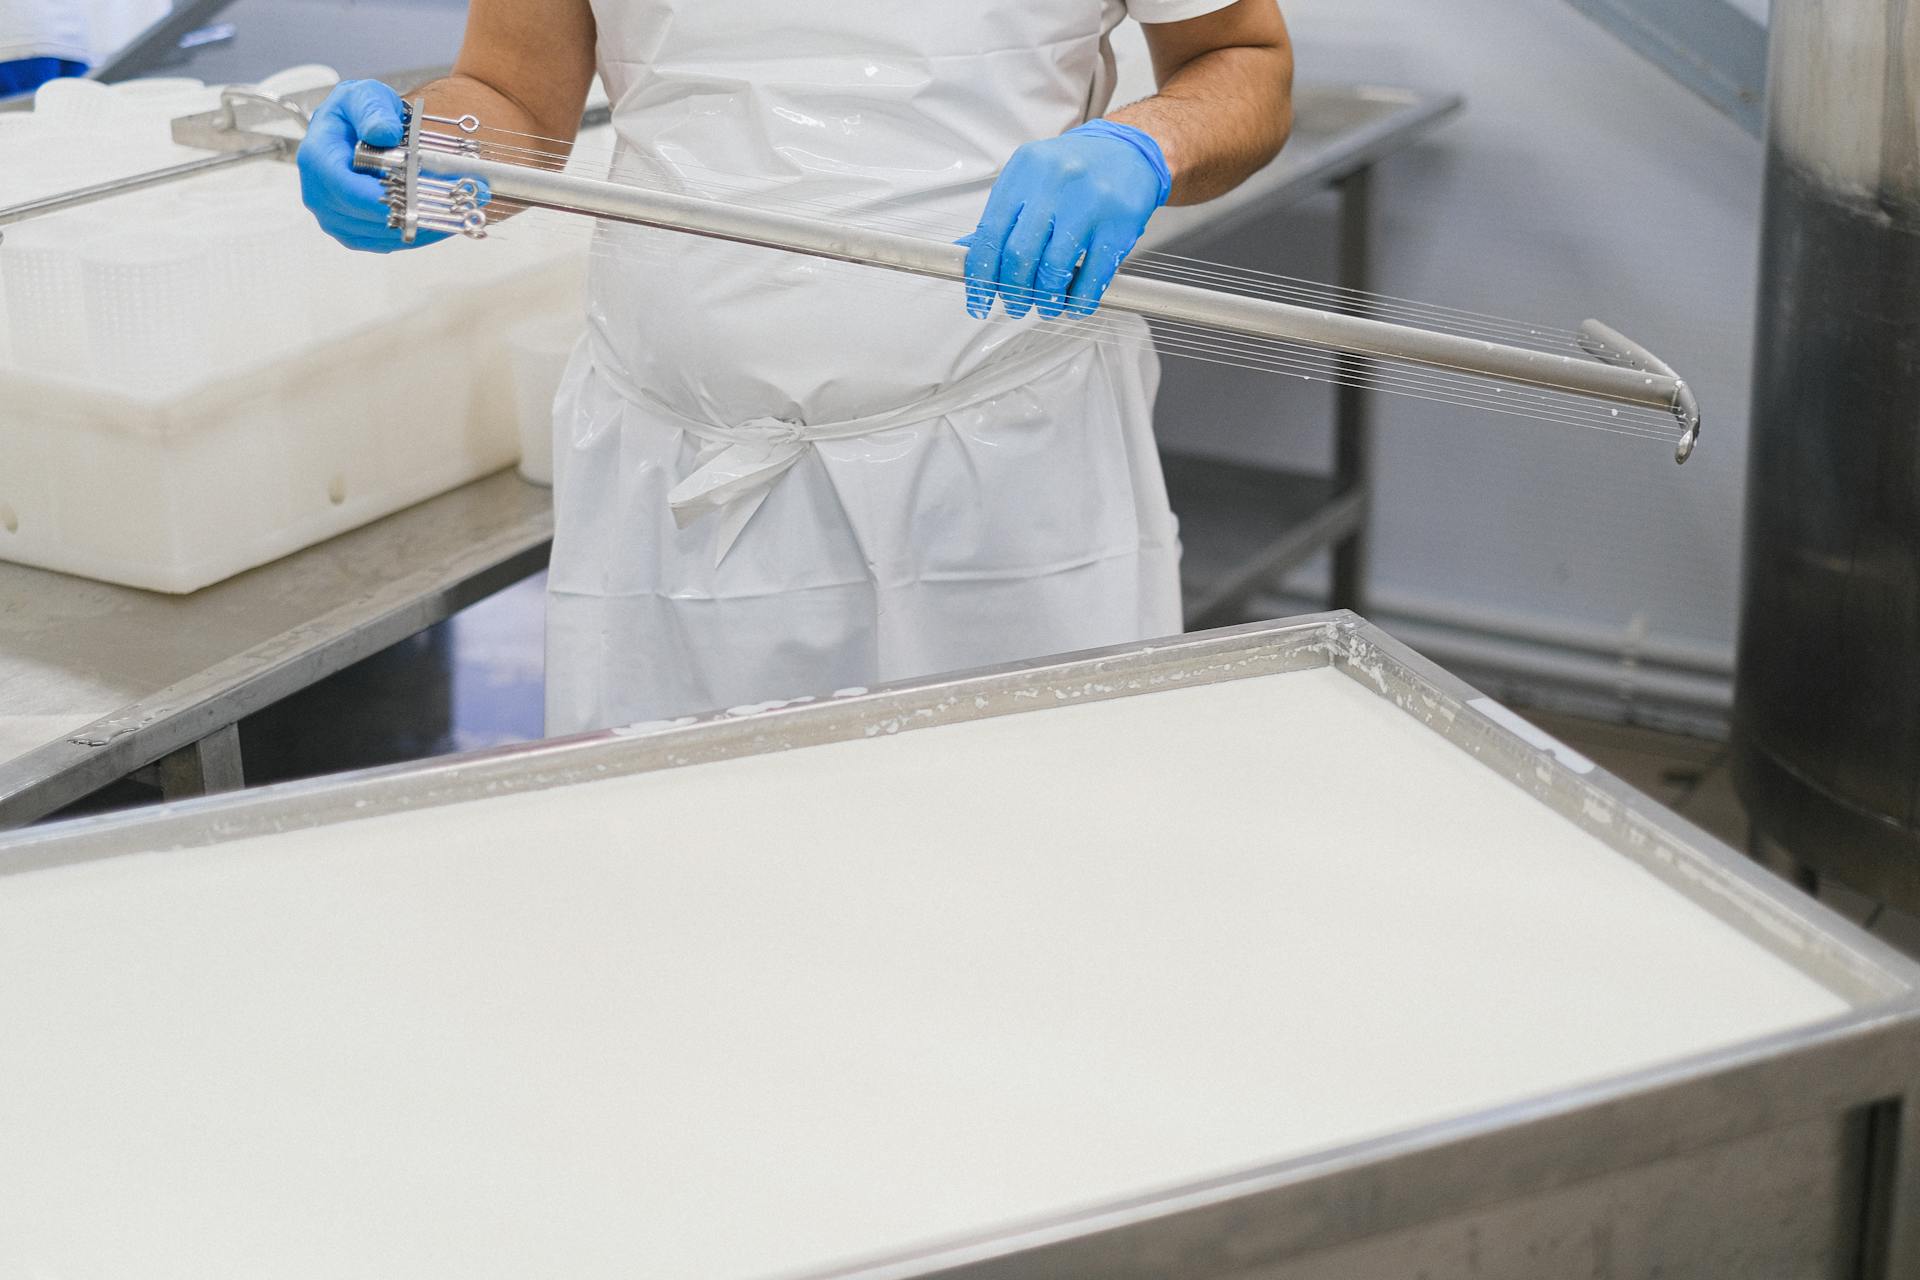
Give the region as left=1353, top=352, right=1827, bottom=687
left=593, top=329, right=1088, bottom=563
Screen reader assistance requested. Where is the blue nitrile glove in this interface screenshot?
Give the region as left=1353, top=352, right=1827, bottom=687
left=297, top=79, right=446, bottom=253
left=963, top=119, right=1172, bottom=320
left=0, top=57, right=86, bottom=97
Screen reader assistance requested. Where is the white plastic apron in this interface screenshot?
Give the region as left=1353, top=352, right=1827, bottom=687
left=547, top=0, right=1191, bottom=732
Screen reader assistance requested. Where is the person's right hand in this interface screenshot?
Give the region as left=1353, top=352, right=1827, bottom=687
left=296, top=80, right=445, bottom=252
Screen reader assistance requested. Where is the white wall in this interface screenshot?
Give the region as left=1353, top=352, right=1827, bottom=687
left=1143, top=0, right=1767, bottom=715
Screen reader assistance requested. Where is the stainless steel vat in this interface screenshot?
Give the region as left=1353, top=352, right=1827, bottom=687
left=1734, top=0, right=1920, bottom=912
left=4, top=612, right=1919, bottom=1278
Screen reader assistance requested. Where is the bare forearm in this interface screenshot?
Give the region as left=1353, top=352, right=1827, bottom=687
left=397, top=0, right=596, bottom=216
left=390, top=75, right=570, bottom=220
left=1109, top=2, right=1293, bottom=206
left=403, top=75, right=565, bottom=154
left=414, top=0, right=595, bottom=155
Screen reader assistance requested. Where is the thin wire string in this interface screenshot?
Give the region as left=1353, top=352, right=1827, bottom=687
left=1122, top=259, right=1580, bottom=351
left=468, top=144, right=1589, bottom=364
left=472, top=155, right=1597, bottom=385
left=483, top=214, right=1681, bottom=445
left=521, top=140, right=1591, bottom=352
left=507, top=152, right=1582, bottom=351
left=482, top=197, right=1678, bottom=436
left=458, top=119, right=1572, bottom=336
left=1137, top=250, right=1586, bottom=346
left=487, top=210, right=1680, bottom=439
left=1142, top=318, right=1679, bottom=439
left=414, top=125, right=1679, bottom=444
left=445, top=123, right=1589, bottom=349
left=495, top=205, right=1604, bottom=410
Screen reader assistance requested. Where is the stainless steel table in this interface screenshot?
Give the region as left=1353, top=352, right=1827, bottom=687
left=4, top=612, right=1915, bottom=1278
left=0, top=470, right=551, bottom=827
left=1145, top=84, right=1463, bottom=629
left=0, top=83, right=1460, bottom=828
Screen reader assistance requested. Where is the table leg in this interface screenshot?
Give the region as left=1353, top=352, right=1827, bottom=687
left=1860, top=1095, right=1919, bottom=1280
left=1330, top=165, right=1375, bottom=614
left=1748, top=829, right=1824, bottom=897
left=156, top=723, right=245, bottom=801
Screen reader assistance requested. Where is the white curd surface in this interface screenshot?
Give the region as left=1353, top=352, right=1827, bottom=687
left=0, top=667, right=1848, bottom=1279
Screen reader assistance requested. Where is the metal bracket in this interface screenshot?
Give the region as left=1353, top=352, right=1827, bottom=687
left=169, top=83, right=332, bottom=154
left=400, top=97, right=423, bottom=244
left=350, top=102, right=490, bottom=242
left=1578, top=319, right=1702, bottom=463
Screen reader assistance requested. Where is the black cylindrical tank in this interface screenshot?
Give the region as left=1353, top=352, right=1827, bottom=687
left=1733, top=0, right=1920, bottom=910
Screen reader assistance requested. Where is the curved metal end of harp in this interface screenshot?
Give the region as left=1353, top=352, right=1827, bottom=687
left=1671, top=382, right=1701, bottom=465
left=1576, top=319, right=1700, bottom=465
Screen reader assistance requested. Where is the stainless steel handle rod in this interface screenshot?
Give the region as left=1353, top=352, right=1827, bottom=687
left=0, top=143, right=282, bottom=228
left=356, top=141, right=1701, bottom=459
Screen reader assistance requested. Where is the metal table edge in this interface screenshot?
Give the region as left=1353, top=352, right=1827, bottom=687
left=797, top=1009, right=1920, bottom=1280
left=1184, top=487, right=1366, bottom=626
left=1284, top=85, right=1467, bottom=188
left=3, top=610, right=1912, bottom=1002
left=0, top=613, right=1356, bottom=856
left=1338, top=619, right=1920, bottom=1004
left=1143, top=86, right=1465, bottom=253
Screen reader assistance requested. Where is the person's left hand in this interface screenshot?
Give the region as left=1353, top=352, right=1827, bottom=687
left=963, top=119, right=1172, bottom=320
left=296, top=80, right=434, bottom=253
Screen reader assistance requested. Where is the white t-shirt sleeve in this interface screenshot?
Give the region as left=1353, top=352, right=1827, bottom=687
left=1125, top=0, right=1242, bottom=24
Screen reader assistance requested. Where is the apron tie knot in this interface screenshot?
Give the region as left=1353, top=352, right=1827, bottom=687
left=611, top=331, right=1085, bottom=566
left=754, top=417, right=807, bottom=446
left=664, top=415, right=814, bottom=551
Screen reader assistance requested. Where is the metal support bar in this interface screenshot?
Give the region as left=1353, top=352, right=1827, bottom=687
left=356, top=143, right=1696, bottom=430
left=1854, top=1095, right=1918, bottom=1279
left=155, top=724, right=244, bottom=801
left=1188, top=489, right=1366, bottom=630
left=400, top=97, right=424, bottom=244
left=0, top=144, right=280, bottom=229
left=1330, top=166, right=1375, bottom=613
left=1885, top=1094, right=1920, bottom=1277
left=1562, top=0, right=1768, bottom=138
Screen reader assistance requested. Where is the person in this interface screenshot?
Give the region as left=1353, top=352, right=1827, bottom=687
left=298, top=0, right=1293, bottom=733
